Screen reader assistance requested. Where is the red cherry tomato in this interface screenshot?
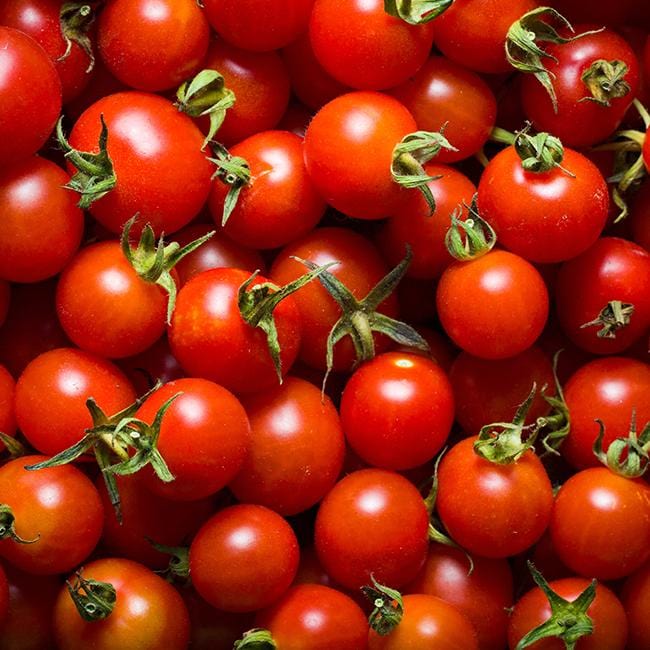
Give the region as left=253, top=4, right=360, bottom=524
left=621, top=561, right=650, bottom=650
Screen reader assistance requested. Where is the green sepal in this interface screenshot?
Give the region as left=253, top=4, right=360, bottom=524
left=536, top=351, right=571, bottom=456
left=383, top=0, right=453, bottom=24
left=233, top=629, right=277, bottom=650
left=362, top=576, right=404, bottom=636
left=0, top=432, right=27, bottom=459
left=0, top=504, right=40, bottom=544
left=593, top=411, right=650, bottom=478
left=121, top=215, right=215, bottom=323
left=57, top=115, right=116, bottom=209
left=514, top=127, right=573, bottom=175
left=580, top=59, right=631, bottom=107
left=147, top=539, right=190, bottom=582
left=444, top=194, right=496, bottom=261
left=209, top=143, right=251, bottom=226
left=66, top=570, right=117, bottom=622
left=59, top=2, right=96, bottom=72
left=517, top=562, right=596, bottom=650
left=580, top=300, right=634, bottom=339
left=176, top=69, right=236, bottom=149
left=391, top=129, right=458, bottom=215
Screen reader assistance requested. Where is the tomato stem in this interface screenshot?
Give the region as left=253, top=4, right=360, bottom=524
left=383, top=0, right=452, bottom=24
left=579, top=300, right=635, bottom=339
left=0, top=504, right=40, bottom=544
left=592, top=412, right=650, bottom=478
left=362, top=576, right=404, bottom=636
left=580, top=59, right=631, bottom=107
left=66, top=570, right=117, bottom=622
left=233, top=628, right=277, bottom=650
left=444, top=194, right=496, bottom=261
left=59, top=2, right=97, bottom=72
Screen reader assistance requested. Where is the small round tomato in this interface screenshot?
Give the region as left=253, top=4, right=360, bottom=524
left=436, top=250, right=549, bottom=360
left=314, top=469, right=429, bottom=590
left=340, top=352, right=454, bottom=470
left=54, top=558, right=190, bottom=650
left=0, top=455, right=104, bottom=575
left=621, top=561, right=650, bottom=650
left=0, top=365, right=16, bottom=447
left=190, top=504, right=299, bottom=613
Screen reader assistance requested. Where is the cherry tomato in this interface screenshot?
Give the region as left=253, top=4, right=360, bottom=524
left=0, top=366, right=16, bottom=447
left=190, top=504, right=299, bottom=612
left=621, top=561, right=650, bottom=650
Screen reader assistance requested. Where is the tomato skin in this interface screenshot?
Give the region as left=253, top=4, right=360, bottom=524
left=478, top=147, right=608, bottom=263
left=68, top=91, right=213, bottom=235
left=190, top=504, right=300, bottom=613
left=391, top=55, right=497, bottom=163
left=203, top=0, right=313, bottom=52
left=0, top=455, right=104, bottom=575
left=0, top=365, right=16, bottom=447
left=98, top=0, right=209, bottom=92
left=555, top=237, right=650, bottom=355
left=621, top=561, right=650, bottom=650
left=54, top=558, right=190, bottom=650
left=0, top=27, right=61, bottom=166
left=508, top=577, right=628, bottom=650
left=314, top=469, right=429, bottom=590
left=405, top=545, right=513, bottom=650
left=303, top=92, right=416, bottom=220
left=209, top=131, right=326, bottom=250
left=169, top=267, right=302, bottom=395
left=437, top=437, right=554, bottom=558
left=0, top=156, right=84, bottom=283
left=550, top=468, right=650, bottom=580
left=436, top=250, right=549, bottom=360
left=229, top=377, right=345, bottom=516
left=15, top=348, right=136, bottom=456
left=135, top=378, right=250, bottom=501
left=255, top=584, right=369, bottom=650
left=340, top=352, right=454, bottom=470
left=368, top=594, right=478, bottom=650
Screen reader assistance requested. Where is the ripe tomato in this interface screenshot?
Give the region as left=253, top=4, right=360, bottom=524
left=54, top=558, right=190, bottom=650
left=0, top=365, right=16, bottom=447
left=436, top=250, right=549, bottom=360
left=550, top=467, right=650, bottom=580
left=303, top=91, right=416, bottom=219
left=340, top=352, right=454, bottom=469
left=190, top=504, right=299, bottom=612
left=621, top=561, right=650, bottom=650
left=0, top=27, right=61, bottom=166
left=0, top=455, right=104, bottom=575
left=314, top=469, right=429, bottom=590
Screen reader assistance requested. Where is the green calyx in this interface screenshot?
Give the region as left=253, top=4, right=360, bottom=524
left=580, top=300, right=634, bottom=339
left=0, top=431, right=27, bottom=459
left=121, top=216, right=214, bottom=324
left=391, top=129, right=458, bottom=215
left=514, top=127, right=573, bottom=175
left=517, top=562, right=596, bottom=650
left=506, top=7, right=600, bottom=112
left=293, top=247, right=429, bottom=391
left=147, top=539, right=190, bottom=583
left=209, top=143, right=251, bottom=226
left=0, top=504, right=40, bottom=545
left=593, top=411, right=650, bottom=478
left=238, top=264, right=337, bottom=385
left=233, top=629, right=277, bottom=650
left=580, top=59, right=631, bottom=107
left=57, top=115, right=116, bottom=209
left=362, top=576, right=404, bottom=636
left=176, top=69, right=236, bottom=149
left=444, top=194, right=497, bottom=261
left=59, top=2, right=96, bottom=72
left=67, top=570, right=117, bottom=622
left=383, top=0, right=453, bottom=24
left=535, top=352, right=571, bottom=456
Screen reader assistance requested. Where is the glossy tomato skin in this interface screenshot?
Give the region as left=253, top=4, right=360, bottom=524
left=550, top=468, right=650, bottom=580
left=314, top=469, right=429, bottom=590
left=0, top=455, right=104, bottom=575
left=368, top=594, right=478, bottom=650
left=229, top=377, right=345, bottom=516
left=391, top=55, right=497, bottom=162
left=406, top=545, right=513, bottom=650
left=478, top=147, right=608, bottom=263
left=310, top=0, right=433, bottom=90
left=0, top=365, right=16, bottom=447
left=135, top=378, right=250, bottom=501
left=563, top=357, right=650, bottom=470
left=68, top=92, right=213, bottom=235
left=621, top=561, right=650, bottom=650
left=15, top=348, right=136, bottom=455
left=0, top=157, right=84, bottom=283
left=555, top=237, right=650, bottom=355
left=255, top=584, right=369, bottom=650
left=0, top=27, right=61, bottom=166
left=203, top=0, right=313, bottom=52
left=437, top=437, right=554, bottom=558
left=522, top=28, right=640, bottom=148
left=210, top=131, right=326, bottom=249
left=340, top=352, right=454, bottom=469
left=54, top=558, right=190, bottom=650
left=190, top=504, right=300, bottom=613
left=270, top=228, right=399, bottom=371
left=508, top=578, right=628, bottom=650
left=303, top=92, right=416, bottom=219
left=376, top=163, right=477, bottom=279
left=436, top=250, right=549, bottom=360
left=98, top=0, right=209, bottom=91
left=169, top=267, right=302, bottom=394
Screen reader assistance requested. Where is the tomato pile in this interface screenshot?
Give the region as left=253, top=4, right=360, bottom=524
left=0, top=1, right=650, bottom=649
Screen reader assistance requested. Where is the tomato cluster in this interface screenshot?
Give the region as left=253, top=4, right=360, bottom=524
left=0, top=1, right=650, bottom=649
